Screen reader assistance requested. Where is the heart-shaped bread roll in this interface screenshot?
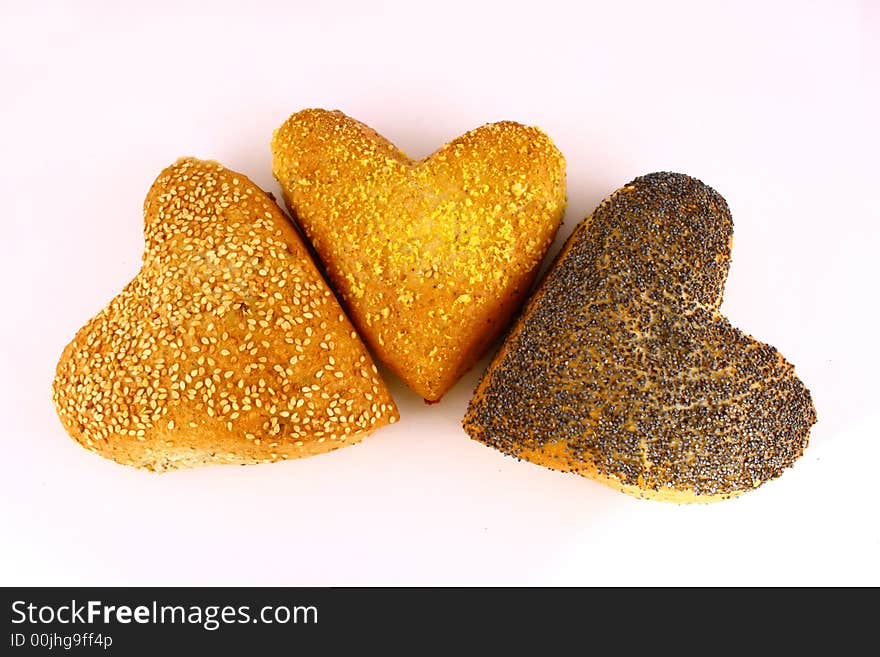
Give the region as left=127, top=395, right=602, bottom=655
left=53, top=158, right=398, bottom=471
left=463, top=172, right=816, bottom=502
left=272, top=109, right=566, bottom=401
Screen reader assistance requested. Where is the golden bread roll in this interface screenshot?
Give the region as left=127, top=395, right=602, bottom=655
left=53, top=158, right=398, bottom=471
left=463, top=172, right=816, bottom=502
left=272, top=109, right=566, bottom=401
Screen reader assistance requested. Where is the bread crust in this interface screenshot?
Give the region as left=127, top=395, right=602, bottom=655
left=272, top=109, right=566, bottom=401
left=53, top=158, right=398, bottom=471
left=463, top=172, right=816, bottom=502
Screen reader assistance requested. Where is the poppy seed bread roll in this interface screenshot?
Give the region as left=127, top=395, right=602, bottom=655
left=463, top=172, right=816, bottom=502
left=53, top=158, right=398, bottom=471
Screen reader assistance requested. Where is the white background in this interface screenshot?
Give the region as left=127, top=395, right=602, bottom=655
left=1, top=0, right=877, bottom=585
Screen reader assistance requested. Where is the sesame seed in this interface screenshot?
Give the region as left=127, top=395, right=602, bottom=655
left=51, top=157, right=400, bottom=471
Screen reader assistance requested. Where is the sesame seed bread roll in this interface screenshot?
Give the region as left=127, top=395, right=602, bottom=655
left=272, top=109, right=566, bottom=401
left=53, top=158, right=398, bottom=471
left=463, top=173, right=816, bottom=502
